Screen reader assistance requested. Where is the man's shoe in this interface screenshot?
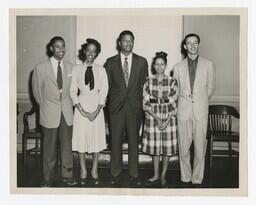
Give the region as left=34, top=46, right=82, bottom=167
left=62, top=178, right=78, bottom=186
left=180, top=181, right=192, bottom=188
left=41, top=180, right=52, bottom=188
left=129, top=177, right=141, bottom=186
left=110, top=176, right=120, bottom=185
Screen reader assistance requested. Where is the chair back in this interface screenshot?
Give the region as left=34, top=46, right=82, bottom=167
left=23, top=105, right=40, bottom=133
left=208, top=105, right=239, bottom=133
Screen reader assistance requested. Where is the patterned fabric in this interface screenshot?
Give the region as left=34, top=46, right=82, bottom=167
left=142, top=75, right=178, bottom=156
left=123, top=57, right=129, bottom=87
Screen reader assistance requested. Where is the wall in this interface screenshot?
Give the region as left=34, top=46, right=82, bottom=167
left=76, top=15, right=183, bottom=75
left=16, top=16, right=76, bottom=152
left=183, top=15, right=240, bottom=110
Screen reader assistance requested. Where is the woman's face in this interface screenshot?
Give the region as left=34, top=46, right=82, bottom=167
left=85, top=43, right=98, bottom=63
left=154, top=58, right=166, bottom=75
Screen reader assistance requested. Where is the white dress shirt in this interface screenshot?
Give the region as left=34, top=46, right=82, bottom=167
left=120, top=52, right=133, bottom=76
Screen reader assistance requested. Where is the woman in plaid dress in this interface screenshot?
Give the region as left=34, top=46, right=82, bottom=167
left=142, top=51, right=178, bottom=186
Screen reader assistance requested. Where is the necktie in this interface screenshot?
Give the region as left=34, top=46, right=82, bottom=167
left=123, top=57, right=129, bottom=87
left=57, top=61, right=63, bottom=90
left=85, top=66, right=94, bottom=90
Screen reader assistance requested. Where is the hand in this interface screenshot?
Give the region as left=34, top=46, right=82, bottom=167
left=160, top=120, right=169, bottom=130
left=87, top=110, right=100, bottom=122
left=156, top=118, right=165, bottom=130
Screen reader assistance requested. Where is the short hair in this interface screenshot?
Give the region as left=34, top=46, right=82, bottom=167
left=151, top=51, right=168, bottom=74
left=49, top=36, right=65, bottom=47
left=78, top=38, right=101, bottom=62
left=118, top=30, right=135, bottom=42
left=184, top=33, right=200, bottom=44
left=46, top=36, right=65, bottom=57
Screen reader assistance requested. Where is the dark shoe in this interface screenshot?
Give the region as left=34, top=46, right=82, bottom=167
left=192, top=183, right=203, bottom=188
left=80, top=178, right=87, bottom=186
left=41, top=180, right=52, bottom=187
left=110, top=176, right=120, bottom=185
left=145, top=178, right=160, bottom=186
left=62, top=178, right=78, bottom=186
left=91, top=177, right=100, bottom=185
left=161, top=177, right=168, bottom=187
left=129, top=177, right=142, bottom=186
left=180, top=181, right=192, bottom=188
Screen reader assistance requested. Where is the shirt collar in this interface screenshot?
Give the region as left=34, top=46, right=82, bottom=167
left=187, top=55, right=199, bottom=63
left=120, top=52, right=132, bottom=60
left=50, top=56, right=63, bottom=66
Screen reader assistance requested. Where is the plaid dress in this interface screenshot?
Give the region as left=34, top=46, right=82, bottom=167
left=142, top=75, right=178, bottom=156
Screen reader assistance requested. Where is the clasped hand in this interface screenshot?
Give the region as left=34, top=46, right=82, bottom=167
left=80, top=109, right=99, bottom=121
left=156, top=117, right=169, bottom=130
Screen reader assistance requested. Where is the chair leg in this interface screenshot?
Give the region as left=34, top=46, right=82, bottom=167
left=228, top=141, right=232, bottom=170
left=22, top=134, right=27, bottom=168
left=210, top=137, right=213, bottom=169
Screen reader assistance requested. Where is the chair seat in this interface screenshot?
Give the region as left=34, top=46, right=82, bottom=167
left=23, top=129, right=41, bottom=139
left=26, top=146, right=41, bottom=153
left=212, top=149, right=239, bottom=156
left=209, top=132, right=239, bottom=142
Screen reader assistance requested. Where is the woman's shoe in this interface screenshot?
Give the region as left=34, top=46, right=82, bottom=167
left=80, top=178, right=87, bottom=186
left=161, top=177, right=168, bottom=187
left=91, top=177, right=100, bottom=185
left=145, top=178, right=160, bottom=186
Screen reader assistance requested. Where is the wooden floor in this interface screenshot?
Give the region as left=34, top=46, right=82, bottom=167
left=17, top=153, right=239, bottom=188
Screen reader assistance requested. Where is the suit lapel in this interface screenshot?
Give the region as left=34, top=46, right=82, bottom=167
left=128, top=53, right=136, bottom=88
left=47, top=60, right=59, bottom=88
left=62, top=61, right=68, bottom=93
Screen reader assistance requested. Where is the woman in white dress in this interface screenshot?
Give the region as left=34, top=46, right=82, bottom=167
left=70, top=38, right=108, bottom=185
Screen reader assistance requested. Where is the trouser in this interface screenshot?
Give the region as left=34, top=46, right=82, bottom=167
left=109, top=102, right=142, bottom=178
left=41, top=113, right=73, bottom=182
left=178, top=115, right=208, bottom=184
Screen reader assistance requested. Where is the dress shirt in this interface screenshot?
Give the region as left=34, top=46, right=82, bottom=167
left=187, top=55, right=198, bottom=94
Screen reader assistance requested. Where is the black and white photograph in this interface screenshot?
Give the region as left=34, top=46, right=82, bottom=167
left=9, top=8, right=247, bottom=197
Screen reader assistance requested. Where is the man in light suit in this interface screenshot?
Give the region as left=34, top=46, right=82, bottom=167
left=173, top=33, right=215, bottom=185
left=32, top=36, right=77, bottom=187
left=104, top=30, right=148, bottom=185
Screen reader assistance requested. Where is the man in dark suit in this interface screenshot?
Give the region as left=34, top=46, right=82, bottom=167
left=104, top=30, right=148, bottom=185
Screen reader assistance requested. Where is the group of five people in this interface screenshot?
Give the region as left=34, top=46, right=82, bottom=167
left=32, top=30, right=215, bottom=187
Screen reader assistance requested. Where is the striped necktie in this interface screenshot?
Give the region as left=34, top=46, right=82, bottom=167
left=123, top=57, right=129, bottom=87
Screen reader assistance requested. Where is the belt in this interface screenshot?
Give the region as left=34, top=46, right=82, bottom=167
left=149, top=98, right=169, bottom=104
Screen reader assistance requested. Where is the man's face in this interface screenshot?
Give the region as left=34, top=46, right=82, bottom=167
left=50, top=40, right=66, bottom=61
left=119, top=34, right=134, bottom=53
left=184, top=36, right=200, bottom=56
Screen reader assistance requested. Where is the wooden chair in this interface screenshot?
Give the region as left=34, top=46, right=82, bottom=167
left=22, top=105, right=41, bottom=167
left=208, top=105, right=240, bottom=169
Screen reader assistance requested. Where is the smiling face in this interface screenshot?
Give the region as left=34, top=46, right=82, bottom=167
left=85, top=43, right=98, bottom=64
left=50, top=39, right=66, bottom=61
left=184, top=36, right=200, bottom=56
left=154, top=58, right=166, bottom=75
left=119, top=34, right=134, bottom=55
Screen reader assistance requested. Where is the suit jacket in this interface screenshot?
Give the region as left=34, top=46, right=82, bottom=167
left=104, top=53, right=148, bottom=114
left=32, top=59, right=73, bottom=128
left=173, top=56, right=215, bottom=121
